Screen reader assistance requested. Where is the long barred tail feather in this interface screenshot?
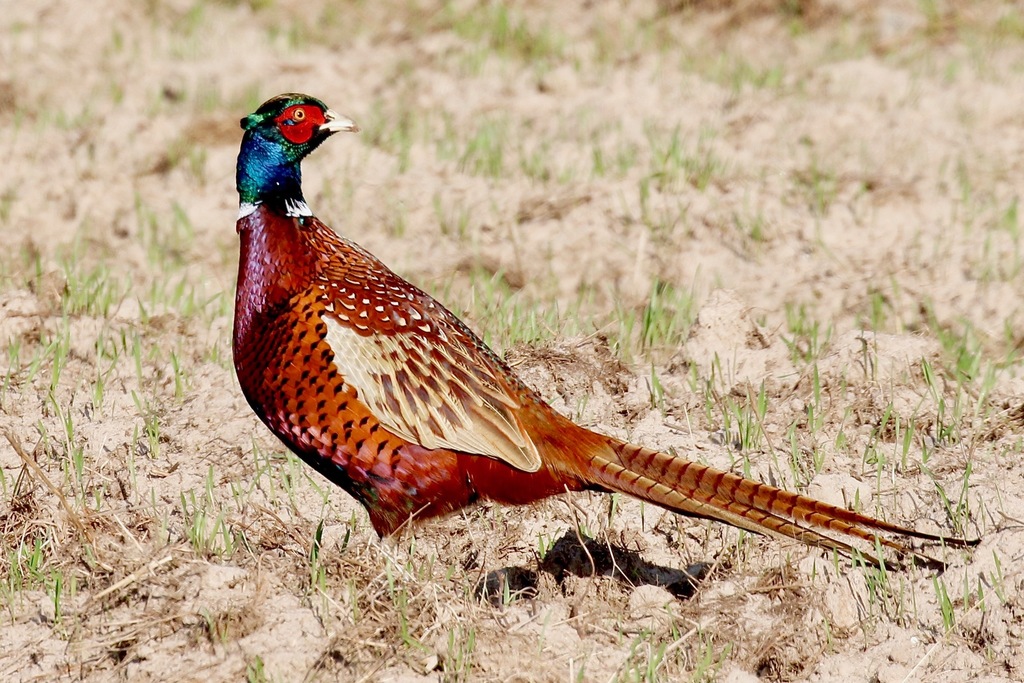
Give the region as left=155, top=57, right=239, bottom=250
left=575, top=435, right=978, bottom=567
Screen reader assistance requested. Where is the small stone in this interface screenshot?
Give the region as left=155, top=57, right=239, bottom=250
left=413, top=653, right=439, bottom=674
left=628, top=584, right=674, bottom=621
left=876, top=663, right=909, bottom=683
left=37, top=594, right=57, bottom=624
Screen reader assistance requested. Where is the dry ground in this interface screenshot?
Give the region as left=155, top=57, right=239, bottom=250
left=3, top=0, right=1024, bottom=680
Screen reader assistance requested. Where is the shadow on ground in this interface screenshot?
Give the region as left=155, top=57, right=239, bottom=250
left=478, top=532, right=710, bottom=602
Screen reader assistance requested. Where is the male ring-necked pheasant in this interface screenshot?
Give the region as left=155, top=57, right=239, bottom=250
left=233, top=93, right=977, bottom=565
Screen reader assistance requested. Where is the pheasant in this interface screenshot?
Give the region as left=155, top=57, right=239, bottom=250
left=233, top=93, right=977, bottom=566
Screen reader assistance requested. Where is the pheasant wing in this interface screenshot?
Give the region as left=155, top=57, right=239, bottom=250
left=316, top=239, right=542, bottom=472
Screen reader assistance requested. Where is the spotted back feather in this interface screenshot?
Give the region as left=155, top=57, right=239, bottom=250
left=310, top=219, right=543, bottom=472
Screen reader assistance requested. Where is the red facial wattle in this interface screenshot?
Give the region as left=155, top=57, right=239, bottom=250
left=275, top=105, right=327, bottom=145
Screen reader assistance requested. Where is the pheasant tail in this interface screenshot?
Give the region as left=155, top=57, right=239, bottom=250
left=559, top=427, right=977, bottom=565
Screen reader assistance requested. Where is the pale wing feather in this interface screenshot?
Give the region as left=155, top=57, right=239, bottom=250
left=323, top=314, right=542, bottom=472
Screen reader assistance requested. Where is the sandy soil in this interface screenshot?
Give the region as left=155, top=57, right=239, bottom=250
left=2, top=0, right=1024, bottom=680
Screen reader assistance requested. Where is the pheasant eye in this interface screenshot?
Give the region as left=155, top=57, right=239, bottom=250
left=275, top=105, right=322, bottom=143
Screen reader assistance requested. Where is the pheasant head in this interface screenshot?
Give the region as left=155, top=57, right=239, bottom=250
left=235, top=93, right=359, bottom=210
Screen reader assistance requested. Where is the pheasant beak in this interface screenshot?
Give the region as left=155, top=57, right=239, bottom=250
left=319, top=110, right=360, bottom=135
